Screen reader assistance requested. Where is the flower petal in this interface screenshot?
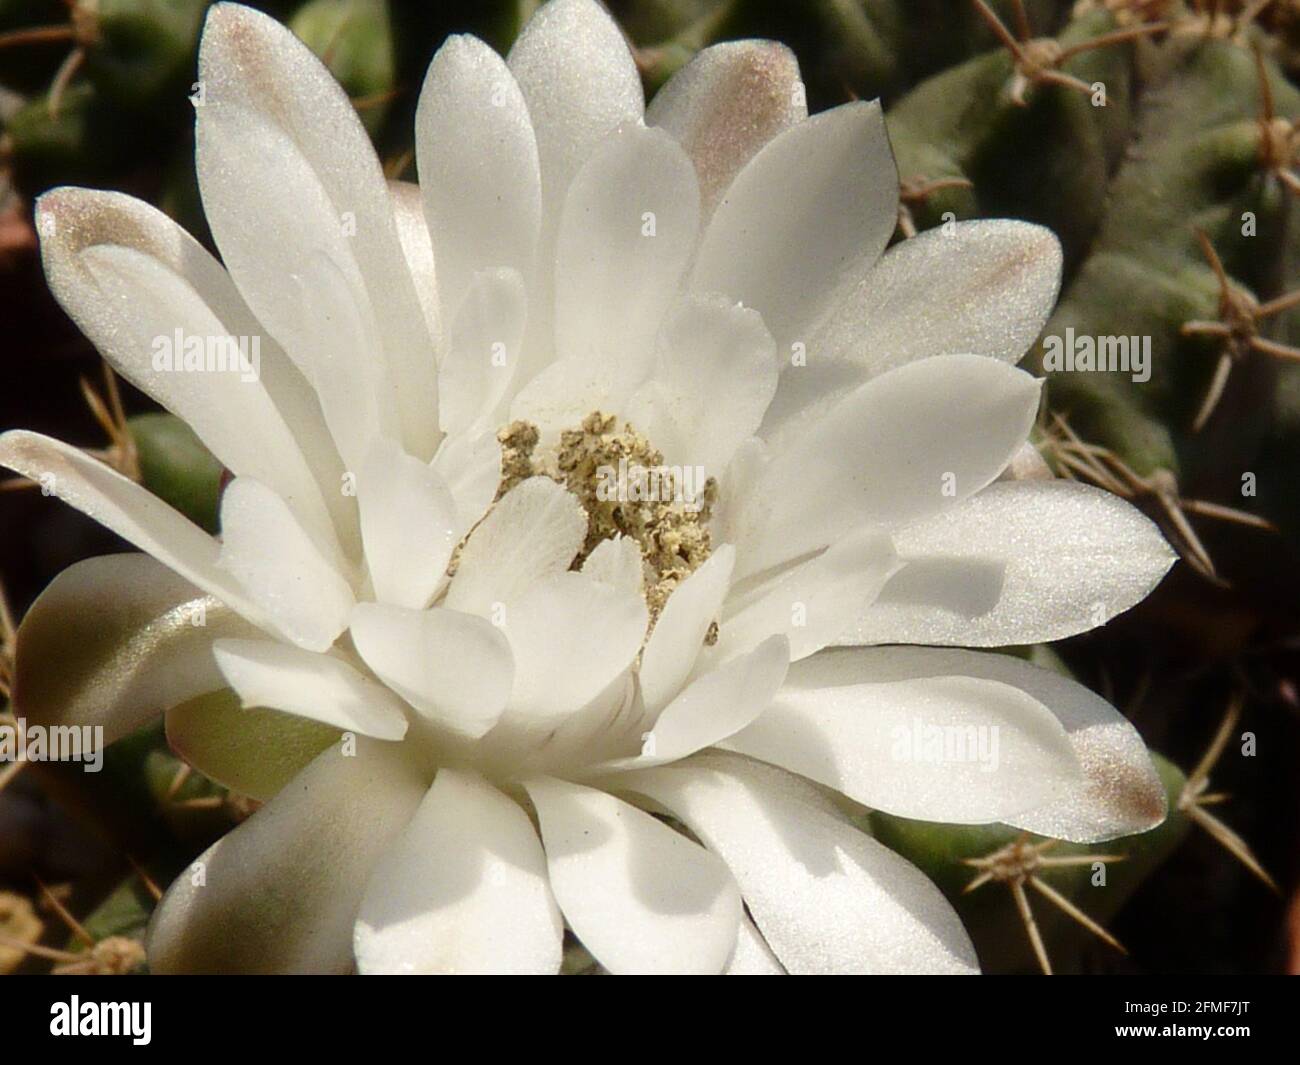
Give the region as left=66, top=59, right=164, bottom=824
left=622, top=753, right=979, bottom=974
left=640, top=546, right=734, bottom=712
left=716, top=529, right=899, bottom=661
left=444, top=477, right=586, bottom=617
left=808, top=646, right=1167, bottom=842
left=14, top=554, right=254, bottom=745
left=147, top=737, right=426, bottom=974
left=0, top=431, right=269, bottom=628
left=502, top=572, right=647, bottom=727
left=430, top=428, right=501, bottom=537
left=609, top=635, right=788, bottom=770
left=196, top=104, right=399, bottom=473
left=725, top=915, right=784, bottom=975
left=722, top=648, right=1083, bottom=823
left=197, top=2, right=438, bottom=457
left=735, top=354, right=1042, bottom=577
left=349, top=602, right=513, bottom=738
left=764, top=220, right=1062, bottom=438
left=507, top=354, right=620, bottom=435
left=507, top=0, right=643, bottom=224
left=439, top=267, right=527, bottom=435
left=213, top=638, right=408, bottom=741
left=647, top=40, right=805, bottom=214
left=525, top=776, right=741, bottom=975
left=35, top=188, right=344, bottom=555
left=579, top=535, right=644, bottom=597
left=217, top=478, right=355, bottom=652
left=690, top=100, right=897, bottom=352
left=355, top=768, right=561, bottom=974
left=357, top=438, right=458, bottom=610
left=554, top=123, right=700, bottom=387
left=388, top=180, right=440, bottom=342
left=626, top=294, right=778, bottom=476
left=416, top=33, right=540, bottom=320
left=838, top=479, right=1177, bottom=647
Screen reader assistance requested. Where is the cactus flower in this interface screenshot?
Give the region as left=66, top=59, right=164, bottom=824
left=2, top=0, right=1179, bottom=974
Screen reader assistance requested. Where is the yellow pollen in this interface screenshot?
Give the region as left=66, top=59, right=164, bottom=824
left=489, top=412, right=717, bottom=626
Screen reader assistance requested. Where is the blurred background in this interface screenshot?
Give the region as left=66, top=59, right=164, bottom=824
left=1, top=0, right=1298, bottom=974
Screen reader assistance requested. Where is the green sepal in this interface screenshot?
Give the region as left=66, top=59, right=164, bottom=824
left=165, top=688, right=339, bottom=803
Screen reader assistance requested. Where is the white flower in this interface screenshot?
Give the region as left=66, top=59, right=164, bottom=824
left=1, top=0, right=1178, bottom=974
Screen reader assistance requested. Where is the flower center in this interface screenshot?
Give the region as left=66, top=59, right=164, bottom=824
left=494, top=412, right=717, bottom=626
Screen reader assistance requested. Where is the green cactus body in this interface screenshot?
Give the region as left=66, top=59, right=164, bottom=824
left=885, top=9, right=1139, bottom=258
left=3, top=82, right=141, bottom=191
left=1037, top=40, right=1300, bottom=486
left=78, top=0, right=209, bottom=111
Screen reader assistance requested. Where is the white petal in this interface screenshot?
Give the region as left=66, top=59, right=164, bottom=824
left=735, top=354, right=1042, bottom=577
left=388, top=180, right=440, bottom=342
left=440, top=268, right=526, bottom=435
left=33, top=189, right=348, bottom=545
left=711, top=435, right=768, bottom=547
left=198, top=3, right=439, bottom=457
left=627, top=294, right=777, bottom=476
left=640, top=546, right=734, bottom=712
left=622, top=753, right=979, bottom=974
left=839, top=479, right=1176, bottom=647
left=725, top=916, right=784, bottom=975
left=647, top=40, right=805, bottom=214
left=525, top=777, right=740, bottom=975
left=555, top=123, right=700, bottom=386
left=148, top=737, right=425, bottom=973
left=1002, top=439, right=1054, bottom=481
left=444, top=477, right=586, bottom=617
left=36, top=190, right=342, bottom=556
left=197, top=105, right=399, bottom=473
left=722, top=650, right=1083, bottom=822
left=218, top=478, right=355, bottom=652
left=349, top=602, right=513, bottom=738
left=416, top=33, right=540, bottom=320
left=690, top=101, right=897, bottom=352
left=356, top=769, right=562, bottom=974
left=507, top=354, right=620, bottom=435
left=357, top=438, right=458, bottom=609
left=580, top=535, right=644, bottom=597
left=0, top=431, right=269, bottom=628
left=822, top=218, right=1060, bottom=368
left=502, top=572, right=647, bottom=727
left=810, top=646, right=1168, bottom=842
left=430, top=428, right=501, bottom=538
left=614, top=635, right=788, bottom=769
left=13, top=554, right=254, bottom=745
left=213, top=638, right=408, bottom=741
left=765, top=220, right=1062, bottom=438
left=717, top=530, right=899, bottom=661
left=507, top=0, right=643, bottom=223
